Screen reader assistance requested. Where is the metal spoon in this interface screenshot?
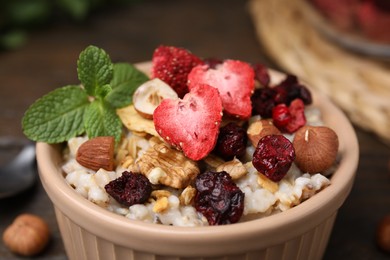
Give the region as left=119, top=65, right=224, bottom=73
left=0, top=143, right=37, bottom=199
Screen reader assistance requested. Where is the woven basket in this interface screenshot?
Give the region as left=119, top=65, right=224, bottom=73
left=249, top=0, right=390, bottom=145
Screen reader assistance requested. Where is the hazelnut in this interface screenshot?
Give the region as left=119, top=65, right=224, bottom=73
left=293, top=125, right=339, bottom=173
left=3, top=214, right=50, bottom=256
left=376, top=214, right=390, bottom=253
left=133, top=78, right=178, bottom=119
left=247, top=119, right=281, bottom=147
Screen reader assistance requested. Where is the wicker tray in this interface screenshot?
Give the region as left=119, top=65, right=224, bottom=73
left=249, top=0, right=390, bottom=145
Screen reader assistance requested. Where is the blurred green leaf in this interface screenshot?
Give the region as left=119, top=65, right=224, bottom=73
left=0, top=30, right=27, bottom=50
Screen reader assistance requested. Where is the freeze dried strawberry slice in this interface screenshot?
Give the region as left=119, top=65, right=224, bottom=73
left=152, top=45, right=204, bottom=98
left=188, top=60, right=255, bottom=120
left=153, top=84, right=223, bottom=161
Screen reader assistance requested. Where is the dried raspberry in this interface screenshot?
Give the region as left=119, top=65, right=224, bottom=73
left=252, top=135, right=295, bottom=182
left=194, top=171, right=245, bottom=225
left=215, top=122, right=248, bottom=160
left=251, top=87, right=276, bottom=118
left=272, top=99, right=306, bottom=133
left=105, top=171, right=152, bottom=207
left=252, top=63, right=270, bottom=87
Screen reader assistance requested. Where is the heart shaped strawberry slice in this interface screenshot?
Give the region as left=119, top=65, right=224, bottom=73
left=153, top=84, right=223, bottom=161
left=188, top=60, right=255, bottom=120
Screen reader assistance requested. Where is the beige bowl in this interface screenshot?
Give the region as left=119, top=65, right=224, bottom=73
left=36, top=63, right=359, bottom=260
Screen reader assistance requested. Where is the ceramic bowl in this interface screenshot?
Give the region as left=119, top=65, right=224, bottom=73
left=37, top=63, right=359, bottom=260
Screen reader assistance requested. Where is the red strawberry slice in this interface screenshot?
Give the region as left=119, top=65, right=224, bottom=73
left=152, top=45, right=204, bottom=98
left=188, top=60, right=255, bottom=120
left=153, top=84, right=223, bottom=161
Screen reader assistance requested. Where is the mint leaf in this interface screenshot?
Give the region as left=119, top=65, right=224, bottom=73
left=22, top=85, right=89, bottom=143
left=105, top=63, right=149, bottom=108
left=84, top=100, right=122, bottom=143
left=77, top=45, right=114, bottom=96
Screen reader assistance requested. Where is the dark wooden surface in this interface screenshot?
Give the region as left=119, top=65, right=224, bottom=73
left=1, top=0, right=390, bottom=259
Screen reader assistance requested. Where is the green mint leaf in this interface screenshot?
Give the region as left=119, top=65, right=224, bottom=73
left=22, top=85, right=89, bottom=143
left=105, top=63, right=149, bottom=108
left=77, top=45, right=114, bottom=96
left=95, top=84, right=112, bottom=99
left=84, top=100, right=122, bottom=143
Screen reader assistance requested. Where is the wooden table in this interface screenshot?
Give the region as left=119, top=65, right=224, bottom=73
left=1, top=0, right=389, bottom=259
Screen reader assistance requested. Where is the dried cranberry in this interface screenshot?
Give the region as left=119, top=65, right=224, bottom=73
left=215, top=122, right=248, bottom=160
left=272, top=104, right=291, bottom=129
left=251, top=87, right=276, bottom=118
left=272, top=99, right=306, bottom=133
left=105, top=171, right=152, bottom=207
left=274, top=75, right=312, bottom=105
left=252, top=63, right=270, bottom=87
left=252, top=135, right=295, bottom=182
left=194, top=171, right=245, bottom=225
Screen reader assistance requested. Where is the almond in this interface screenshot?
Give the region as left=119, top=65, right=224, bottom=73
left=76, top=136, right=115, bottom=171
left=293, top=126, right=339, bottom=173
left=247, top=119, right=281, bottom=147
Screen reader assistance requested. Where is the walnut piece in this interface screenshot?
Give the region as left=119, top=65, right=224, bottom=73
left=136, top=143, right=199, bottom=189
left=216, top=158, right=248, bottom=180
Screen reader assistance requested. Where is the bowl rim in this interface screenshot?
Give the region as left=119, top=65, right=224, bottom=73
left=36, top=62, right=359, bottom=256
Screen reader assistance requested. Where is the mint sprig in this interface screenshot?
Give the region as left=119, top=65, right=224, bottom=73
left=22, top=45, right=149, bottom=144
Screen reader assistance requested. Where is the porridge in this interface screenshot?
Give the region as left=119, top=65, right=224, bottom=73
left=23, top=45, right=339, bottom=226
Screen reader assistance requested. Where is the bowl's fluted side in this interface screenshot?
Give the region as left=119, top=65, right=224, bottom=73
left=53, top=205, right=337, bottom=260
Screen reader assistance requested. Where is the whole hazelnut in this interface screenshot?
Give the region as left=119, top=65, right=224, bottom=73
left=376, top=214, right=390, bottom=253
left=293, top=125, right=339, bottom=173
left=247, top=119, right=281, bottom=147
left=3, top=214, right=50, bottom=256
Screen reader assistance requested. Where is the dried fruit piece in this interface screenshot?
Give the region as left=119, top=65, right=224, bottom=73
left=251, top=87, right=276, bottom=118
left=153, top=84, right=223, bottom=161
left=293, top=126, right=339, bottom=173
left=133, top=78, right=178, bottom=119
left=214, top=122, right=248, bottom=160
left=76, top=136, right=115, bottom=171
left=247, top=119, right=281, bottom=147
left=252, top=135, right=295, bottom=182
left=273, top=75, right=312, bottom=105
left=105, top=171, right=152, bottom=207
left=252, top=63, right=270, bottom=87
left=188, top=60, right=255, bottom=120
left=194, top=171, right=245, bottom=225
left=272, top=99, right=306, bottom=133
left=2, top=214, right=50, bottom=256
left=151, top=45, right=204, bottom=98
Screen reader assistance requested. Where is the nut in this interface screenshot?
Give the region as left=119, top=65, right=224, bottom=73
left=376, top=214, right=390, bottom=253
left=179, top=185, right=196, bottom=206
left=136, top=142, right=199, bottom=189
left=293, top=126, right=339, bottom=173
left=117, top=105, right=159, bottom=137
left=257, top=172, right=279, bottom=193
left=247, top=119, right=281, bottom=147
left=133, top=78, right=178, bottom=119
left=216, top=158, right=248, bottom=180
left=76, top=136, right=115, bottom=171
left=3, top=214, right=50, bottom=256
left=153, top=197, right=169, bottom=213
